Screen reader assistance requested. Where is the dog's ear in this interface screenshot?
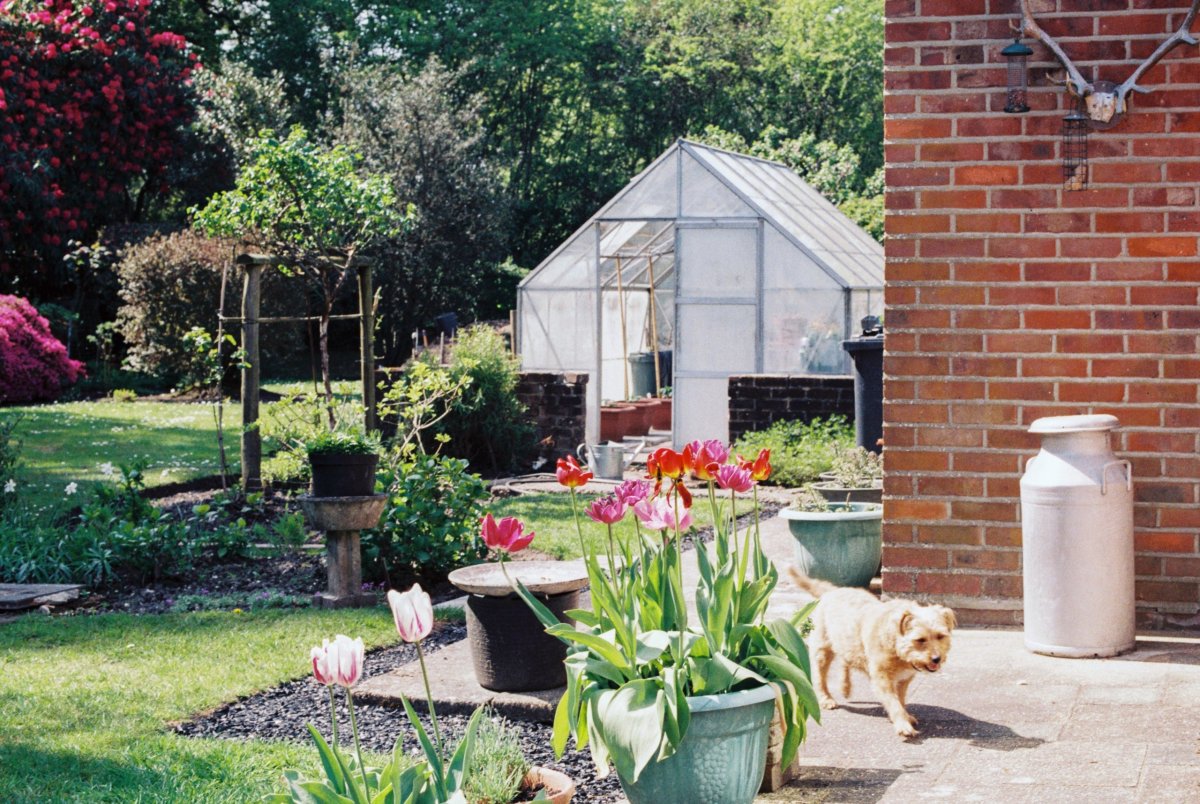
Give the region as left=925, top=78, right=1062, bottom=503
left=938, top=606, right=957, bottom=631
left=897, top=609, right=914, bottom=635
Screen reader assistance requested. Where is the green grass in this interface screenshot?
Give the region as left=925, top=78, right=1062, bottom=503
left=488, top=490, right=725, bottom=560
left=4, top=400, right=233, bottom=506
left=0, top=607, right=406, bottom=803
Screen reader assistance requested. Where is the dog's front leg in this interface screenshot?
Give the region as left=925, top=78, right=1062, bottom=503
left=814, top=645, right=838, bottom=709
left=870, top=669, right=917, bottom=738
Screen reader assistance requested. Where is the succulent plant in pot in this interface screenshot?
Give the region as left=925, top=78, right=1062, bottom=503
left=810, top=444, right=882, bottom=505
left=781, top=485, right=882, bottom=589
left=305, top=429, right=381, bottom=498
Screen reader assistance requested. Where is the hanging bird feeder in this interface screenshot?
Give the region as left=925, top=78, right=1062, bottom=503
left=1001, top=38, right=1033, bottom=113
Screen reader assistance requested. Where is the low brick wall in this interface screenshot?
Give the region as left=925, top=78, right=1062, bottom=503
left=728, top=374, right=855, bottom=443
left=516, top=372, right=588, bottom=458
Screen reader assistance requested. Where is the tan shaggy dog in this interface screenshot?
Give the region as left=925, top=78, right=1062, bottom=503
left=789, top=568, right=956, bottom=738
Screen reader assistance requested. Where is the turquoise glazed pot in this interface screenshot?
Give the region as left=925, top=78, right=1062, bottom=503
left=618, top=684, right=777, bottom=804
left=781, top=503, right=883, bottom=588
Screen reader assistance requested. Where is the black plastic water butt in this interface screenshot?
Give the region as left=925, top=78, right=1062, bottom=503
left=843, top=316, right=884, bottom=454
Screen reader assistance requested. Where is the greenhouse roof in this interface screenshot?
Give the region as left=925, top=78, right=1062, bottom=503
left=523, top=139, right=883, bottom=292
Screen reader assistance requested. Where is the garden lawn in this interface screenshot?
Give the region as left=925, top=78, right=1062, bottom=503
left=489, top=490, right=726, bottom=560
left=0, top=608, right=405, bottom=803
left=5, top=399, right=232, bottom=506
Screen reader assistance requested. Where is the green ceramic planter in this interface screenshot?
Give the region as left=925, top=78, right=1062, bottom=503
left=618, top=684, right=777, bottom=804
left=781, top=503, right=883, bottom=589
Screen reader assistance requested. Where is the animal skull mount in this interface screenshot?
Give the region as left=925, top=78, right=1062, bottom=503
left=1021, top=0, right=1200, bottom=128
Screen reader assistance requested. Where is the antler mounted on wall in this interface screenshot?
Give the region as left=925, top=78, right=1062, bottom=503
left=1020, top=0, right=1200, bottom=126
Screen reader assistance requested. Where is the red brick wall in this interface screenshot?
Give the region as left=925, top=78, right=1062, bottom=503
left=883, top=0, right=1200, bottom=627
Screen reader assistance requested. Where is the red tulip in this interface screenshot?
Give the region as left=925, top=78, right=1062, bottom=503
left=556, top=455, right=593, bottom=489
left=688, top=439, right=729, bottom=481
left=738, top=448, right=772, bottom=482
left=480, top=513, right=535, bottom=554
left=585, top=495, right=626, bottom=525
left=646, top=446, right=691, bottom=480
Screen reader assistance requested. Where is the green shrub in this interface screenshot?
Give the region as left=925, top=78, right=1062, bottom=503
left=258, top=385, right=366, bottom=486
left=434, top=325, right=535, bottom=473
left=732, top=415, right=855, bottom=487
left=115, top=231, right=305, bottom=384
left=111, top=388, right=138, bottom=402
left=363, top=452, right=488, bottom=585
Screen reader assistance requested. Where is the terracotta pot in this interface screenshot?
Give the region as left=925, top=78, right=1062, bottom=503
left=648, top=398, right=672, bottom=431
left=521, top=766, right=576, bottom=803
left=600, top=404, right=638, bottom=442
left=627, top=399, right=659, bottom=436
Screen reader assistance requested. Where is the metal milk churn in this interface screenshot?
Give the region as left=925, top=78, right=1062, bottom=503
left=1020, top=414, right=1134, bottom=657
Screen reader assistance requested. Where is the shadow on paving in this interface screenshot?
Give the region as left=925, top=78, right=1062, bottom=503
left=832, top=702, right=1046, bottom=751
left=780, top=766, right=904, bottom=803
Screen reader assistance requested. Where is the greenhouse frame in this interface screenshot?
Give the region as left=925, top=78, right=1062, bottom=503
left=516, top=139, right=884, bottom=446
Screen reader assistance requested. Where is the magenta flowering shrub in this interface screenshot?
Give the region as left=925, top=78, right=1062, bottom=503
left=0, top=294, right=84, bottom=402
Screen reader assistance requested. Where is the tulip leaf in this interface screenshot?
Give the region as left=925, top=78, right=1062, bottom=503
left=593, top=679, right=667, bottom=784
left=511, top=579, right=564, bottom=631
left=552, top=689, right=573, bottom=758
left=400, top=695, right=445, bottom=795
left=305, top=723, right=353, bottom=798
left=767, top=617, right=812, bottom=676
left=751, top=654, right=820, bottom=726
left=445, top=706, right=484, bottom=793
left=286, top=780, right=357, bottom=804
left=546, top=624, right=630, bottom=673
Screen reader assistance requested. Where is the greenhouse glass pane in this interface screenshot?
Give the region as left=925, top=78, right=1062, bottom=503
left=518, top=288, right=597, bottom=370
left=600, top=289, right=651, bottom=402
left=762, top=289, right=846, bottom=374
left=602, top=154, right=679, bottom=219
left=762, top=227, right=840, bottom=291
left=678, top=226, right=757, bottom=297
left=680, top=152, right=755, bottom=218
left=674, top=377, right=731, bottom=446
left=677, top=303, right=756, bottom=373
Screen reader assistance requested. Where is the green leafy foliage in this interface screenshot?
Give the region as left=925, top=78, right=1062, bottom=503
left=364, top=454, right=489, bottom=585
left=304, top=430, right=380, bottom=458
left=463, top=712, right=529, bottom=804
left=433, top=325, right=536, bottom=473
left=732, top=415, right=855, bottom=487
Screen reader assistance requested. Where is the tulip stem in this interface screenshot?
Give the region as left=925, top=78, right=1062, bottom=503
left=346, top=690, right=370, bottom=795
left=568, top=487, right=586, bottom=558
left=605, top=522, right=619, bottom=590
left=327, top=685, right=339, bottom=750
left=752, top=484, right=764, bottom=576
left=416, top=641, right=445, bottom=764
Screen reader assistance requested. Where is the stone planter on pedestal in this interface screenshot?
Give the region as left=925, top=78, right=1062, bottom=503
left=300, top=494, right=388, bottom=608
left=448, top=560, right=589, bottom=692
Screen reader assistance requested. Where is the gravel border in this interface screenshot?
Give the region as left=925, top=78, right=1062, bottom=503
left=175, top=623, right=625, bottom=803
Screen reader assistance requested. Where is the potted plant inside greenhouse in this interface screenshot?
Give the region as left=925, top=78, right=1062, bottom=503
left=811, top=444, right=882, bottom=505
left=507, top=441, right=820, bottom=804
left=305, top=429, right=381, bottom=498
left=781, top=486, right=882, bottom=589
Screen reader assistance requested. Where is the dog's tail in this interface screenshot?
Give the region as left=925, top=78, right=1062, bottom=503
left=787, top=566, right=837, bottom=598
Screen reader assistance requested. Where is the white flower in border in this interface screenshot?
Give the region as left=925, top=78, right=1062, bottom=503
left=65, top=482, right=78, bottom=496
left=99, top=462, right=114, bottom=476
left=3, top=479, right=15, bottom=494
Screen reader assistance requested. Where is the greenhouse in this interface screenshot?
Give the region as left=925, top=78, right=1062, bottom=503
left=516, top=139, right=884, bottom=446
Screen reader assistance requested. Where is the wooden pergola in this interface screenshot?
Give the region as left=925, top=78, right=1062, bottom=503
left=225, top=253, right=377, bottom=489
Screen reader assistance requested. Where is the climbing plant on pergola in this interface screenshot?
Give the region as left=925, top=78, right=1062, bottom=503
left=194, top=127, right=409, bottom=485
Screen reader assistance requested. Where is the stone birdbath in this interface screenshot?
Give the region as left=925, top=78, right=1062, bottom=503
left=300, top=494, right=388, bottom=608
left=448, top=560, right=589, bottom=692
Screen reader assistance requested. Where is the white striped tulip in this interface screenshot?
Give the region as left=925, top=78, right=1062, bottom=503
left=388, top=584, right=434, bottom=644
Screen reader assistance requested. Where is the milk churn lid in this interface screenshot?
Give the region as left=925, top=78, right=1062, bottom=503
left=1028, top=413, right=1119, bottom=434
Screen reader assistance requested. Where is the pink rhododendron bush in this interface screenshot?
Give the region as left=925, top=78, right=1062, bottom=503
left=0, top=294, right=84, bottom=402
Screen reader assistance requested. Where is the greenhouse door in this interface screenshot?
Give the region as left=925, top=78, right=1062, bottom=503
left=674, top=222, right=760, bottom=445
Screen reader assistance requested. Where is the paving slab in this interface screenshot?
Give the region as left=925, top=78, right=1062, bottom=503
left=354, top=639, right=560, bottom=722
left=0, top=583, right=81, bottom=611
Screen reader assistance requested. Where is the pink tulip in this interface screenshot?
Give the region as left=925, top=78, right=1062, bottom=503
left=613, top=479, right=651, bottom=506
left=312, top=634, right=364, bottom=688
left=585, top=495, right=626, bottom=525
left=716, top=464, right=754, bottom=493
left=634, top=496, right=693, bottom=532
left=388, top=584, right=434, bottom=643
left=688, top=439, right=729, bottom=481
left=479, top=513, right=535, bottom=554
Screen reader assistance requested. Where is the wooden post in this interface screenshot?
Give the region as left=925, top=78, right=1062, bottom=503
left=240, top=261, right=262, bottom=490
left=358, top=263, right=376, bottom=434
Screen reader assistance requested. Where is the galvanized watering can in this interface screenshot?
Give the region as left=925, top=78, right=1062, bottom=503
left=576, top=440, right=645, bottom=481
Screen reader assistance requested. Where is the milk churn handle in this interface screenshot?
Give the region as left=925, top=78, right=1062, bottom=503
left=1100, top=460, right=1132, bottom=495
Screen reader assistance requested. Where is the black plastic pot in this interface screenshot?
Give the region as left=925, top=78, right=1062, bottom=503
left=466, top=590, right=578, bottom=692
left=309, top=452, right=379, bottom=498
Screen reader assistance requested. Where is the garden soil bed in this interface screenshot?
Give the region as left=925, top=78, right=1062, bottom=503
left=175, top=622, right=626, bottom=803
